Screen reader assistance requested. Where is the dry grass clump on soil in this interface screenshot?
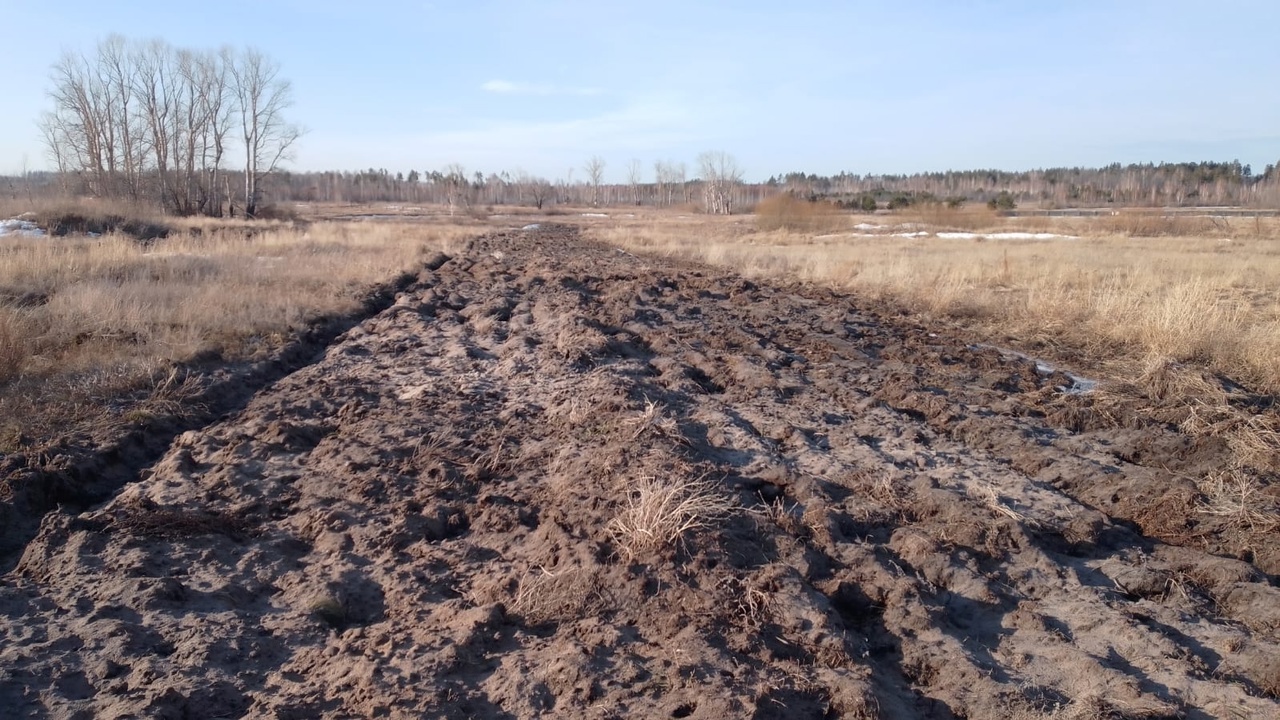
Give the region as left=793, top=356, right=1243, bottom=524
left=1195, top=470, right=1280, bottom=534
left=0, top=216, right=473, bottom=440
left=608, top=473, right=736, bottom=560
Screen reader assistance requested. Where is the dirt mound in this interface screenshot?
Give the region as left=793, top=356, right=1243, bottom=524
left=1, top=226, right=1277, bottom=718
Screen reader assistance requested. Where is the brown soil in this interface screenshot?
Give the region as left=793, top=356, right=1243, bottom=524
left=2, top=225, right=1277, bottom=719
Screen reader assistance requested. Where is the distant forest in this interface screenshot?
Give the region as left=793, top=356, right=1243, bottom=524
left=6, top=159, right=1280, bottom=215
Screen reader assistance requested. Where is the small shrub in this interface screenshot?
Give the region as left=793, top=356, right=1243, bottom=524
left=887, top=193, right=914, bottom=210
left=755, top=193, right=845, bottom=232
left=987, top=191, right=1017, bottom=212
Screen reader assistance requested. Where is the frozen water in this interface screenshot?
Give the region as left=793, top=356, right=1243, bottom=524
left=0, top=218, right=45, bottom=238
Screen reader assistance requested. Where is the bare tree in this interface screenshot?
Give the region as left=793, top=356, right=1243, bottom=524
left=698, top=151, right=742, bottom=215
left=198, top=49, right=235, bottom=216
left=627, top=158, right=643, bottom=206
left=39, top=37, right=294, bottom=217
left=584, top=155, right=606, bottom=207
left=229, top=47, right=301, bottom=217
left=441, top=164, right=470, bottom=215
left=515, top=170, right=553, bottom=209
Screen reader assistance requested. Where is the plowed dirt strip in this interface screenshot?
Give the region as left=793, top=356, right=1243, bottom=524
left=1, top=225, right=1277, bottom=719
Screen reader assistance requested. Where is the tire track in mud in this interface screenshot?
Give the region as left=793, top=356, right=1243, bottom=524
left=1, top=225, right=1277, bottom=719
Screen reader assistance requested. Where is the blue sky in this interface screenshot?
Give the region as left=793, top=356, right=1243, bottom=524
left=2, top=0, right=1278, bottom=182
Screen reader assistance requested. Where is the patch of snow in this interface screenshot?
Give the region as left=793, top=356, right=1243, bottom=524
left=971, top=343, right=1098, bottom=395
left=142, top=251, right=212, bottom=259
left=854, top=223, right=885, bottom=230
left=521, top=223, right=541, bottom=230
left=580, top=212, right=609, bottom=218
left=937, top=232, right=1078, bottom=241
left=0, top=218, right=46, bottom=238
left=816, top=231, right=930, bottom=240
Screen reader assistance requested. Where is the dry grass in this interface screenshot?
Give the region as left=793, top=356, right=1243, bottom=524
left=898, top=203, right=1004, bottom=231
left=754, top=194, right=847, bottom=233
left=589, top=212, right=1280, bottom=394
left=510, top=566, right=608, bottom=625
left=0, top=214, right=476, bottom=441
left=1195, top=470, right=1280, bottom=534
left=608, top=473, right=736, bottom=560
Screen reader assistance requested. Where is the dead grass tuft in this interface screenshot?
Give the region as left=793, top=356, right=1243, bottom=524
left=608, top=473, right=736, bottom=560
left=510, top=566, right=608, bottom=625
left=1195, top=470, right=1280, bottom=534
left=969, top=482, right=1041, bottom=528
left=625, top=398, right=684, bottom=443
left=718, top=574, right=773, bottom=628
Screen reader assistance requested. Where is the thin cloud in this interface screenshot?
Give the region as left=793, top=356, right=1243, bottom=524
left=481, top=80, right=603, bottom=97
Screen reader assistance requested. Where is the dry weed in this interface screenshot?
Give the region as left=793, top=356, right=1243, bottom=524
left=625, top=398, right=684, bottom=442
left=510, top=566, right=607, bottom=624
left=969, top=482, right=1041, bottom=528
left=1195, top=471, right=1280, bottom=533
left=718, top=574, right=773, bottom=628
left=608, top=474, right=736, bottom=560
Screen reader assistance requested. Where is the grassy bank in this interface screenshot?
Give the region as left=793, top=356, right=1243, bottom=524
left=0, top=216, right=473, bottom=443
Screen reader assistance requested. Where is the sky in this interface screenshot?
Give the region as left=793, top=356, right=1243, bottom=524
left=2, top=0, right=1278, bottom=182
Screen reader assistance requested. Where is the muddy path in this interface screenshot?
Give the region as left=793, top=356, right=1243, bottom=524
left=1, top=226, right=1277, bottom=719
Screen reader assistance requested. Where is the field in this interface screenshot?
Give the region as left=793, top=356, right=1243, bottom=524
left=1, top=207, right=1278, bottom=718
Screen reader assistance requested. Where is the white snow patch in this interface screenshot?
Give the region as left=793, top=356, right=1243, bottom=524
left=815, top=230, right=930, bottom=240
left=937, top=232, right=1078, bottom=241
left=580, top=212, right=609, bottom=218
left=521, top=223, right=541, bottom=230
left=854, top=223, right=886, bottom=230
left=971, top=344, right=1098, bottom=395
left=0, top=218, right=46, bottom=238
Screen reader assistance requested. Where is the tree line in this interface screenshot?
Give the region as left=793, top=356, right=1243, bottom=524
left=40, top=35, right=300, bottom=218
left=256, top=151, right=754, bottom=215
left=770, top=161, right=1280, bottom=208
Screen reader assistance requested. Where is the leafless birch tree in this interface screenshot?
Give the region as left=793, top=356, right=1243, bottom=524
left=698, top=151, right=742, bottom=215
left=229, top=48, right=301, bottom=217
left=627, top=158, right=643, bottom=206
left=584, top=155, right=606, bottom=207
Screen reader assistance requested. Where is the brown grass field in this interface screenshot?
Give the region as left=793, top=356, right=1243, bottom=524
left=589, top=205, right=1280, bottom=393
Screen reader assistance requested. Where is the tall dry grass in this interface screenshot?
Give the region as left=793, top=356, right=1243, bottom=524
left=589, top=214, right=1280, bottom=393
left=754, top=194, right=848, bottom=233
left=0, top=219, right=475, bottom=441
